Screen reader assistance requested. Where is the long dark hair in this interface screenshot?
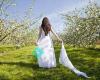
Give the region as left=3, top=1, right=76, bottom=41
left=41, top=17, right=51, bottom=36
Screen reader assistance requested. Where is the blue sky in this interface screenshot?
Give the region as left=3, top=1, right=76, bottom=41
left=7, top=0, right=100, bottom=32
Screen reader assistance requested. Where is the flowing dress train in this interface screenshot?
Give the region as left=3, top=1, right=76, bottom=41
left=59, top=42, right=90, bottom=78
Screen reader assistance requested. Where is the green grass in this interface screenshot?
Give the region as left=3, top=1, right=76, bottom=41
left=0, top=45, right=100, bottom=80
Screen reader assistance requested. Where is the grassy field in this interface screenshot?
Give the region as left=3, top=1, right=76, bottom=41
left=0, top=45, right=100, bottom=80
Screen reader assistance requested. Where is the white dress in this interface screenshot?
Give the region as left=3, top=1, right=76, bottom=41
left=37, top=28, right=56, bottom=68
left=37, top=27, right=90, bottom=78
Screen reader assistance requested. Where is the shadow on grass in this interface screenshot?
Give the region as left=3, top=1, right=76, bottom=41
left=0, top=75, right=10, bottom=80
left=0, top=61, right=87, bottom=80
left=30, top=67, right=79, bottom=80
left=0, top=61, right=39, bottom=69
left=67, top=47, right=100, bottom=58
left=88, top=48, right=100, bottom=51
left=0, top=61, right=77, bottom=80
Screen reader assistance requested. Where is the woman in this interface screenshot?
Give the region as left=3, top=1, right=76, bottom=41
left=36, top=17, right=62, bottom=68
left=35, top=17, right=90, bottom=78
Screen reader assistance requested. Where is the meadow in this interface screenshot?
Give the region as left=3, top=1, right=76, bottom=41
left=0, top=45, right=100, bottom=80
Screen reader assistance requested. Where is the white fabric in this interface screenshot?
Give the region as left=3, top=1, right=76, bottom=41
left=37, top=29, right=56, bottom=68
left=59, top=42, right=90, bottom=78
left=37, top=28, right=90, bottom=78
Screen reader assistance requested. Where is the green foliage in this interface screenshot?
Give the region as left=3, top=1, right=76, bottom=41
left=62, top=2, right=100, bottom=47
left=0, top=45, right=100, bottom=80
left=0, top=0, right=39, bottom=46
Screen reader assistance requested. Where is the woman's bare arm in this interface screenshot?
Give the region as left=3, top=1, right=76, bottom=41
left=51, top=27, right=62, bottom=42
